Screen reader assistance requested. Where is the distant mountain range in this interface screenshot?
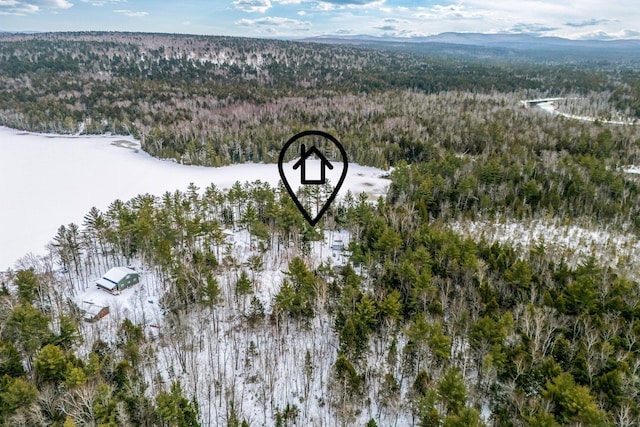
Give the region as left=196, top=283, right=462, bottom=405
left=301, top=32, right=640, bottom=62
left=0, top=30, right=41, bottom=35
left=3, top=30, right=639, bottom=62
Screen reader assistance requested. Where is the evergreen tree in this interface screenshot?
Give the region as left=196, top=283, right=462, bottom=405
left=35, top=344, right=68, bottom=384
left=156, top=381, right=200, bottom=427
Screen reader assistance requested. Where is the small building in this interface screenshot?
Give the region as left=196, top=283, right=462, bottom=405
left=79, top=301, right=110, bottom=322
left=96, top=267, right=140, bottom=294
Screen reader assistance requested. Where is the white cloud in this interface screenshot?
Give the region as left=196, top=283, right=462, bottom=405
left=39, top=0, right=72, bottom=7
left=565, top=18, right=612, bottom=28
left=314, top=0, right=385, bottom=11
left=574, top=29, right=640, bottom=40
left=366, top=1, right=639, bottom=40
left=320, top=0, right=382, bottom=5
left=414, top=4, right=485, bottom=20
left=0, top=0, right=71, bottom=15
left=502, top=22, right=559, bottom=35
left=236, top=16, right=311, bottom=34
left=113, top=8, right=147, bottom=17
left=383, top=17, right=407, bottom=24
left=233, top=0, right=272, bottom=13
left=81, top=0, right=125, bottom=5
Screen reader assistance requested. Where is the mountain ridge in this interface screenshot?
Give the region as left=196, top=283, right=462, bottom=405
left=299, top=32, right=640, bottom=62
left=302, top=32, right=640, bottom=46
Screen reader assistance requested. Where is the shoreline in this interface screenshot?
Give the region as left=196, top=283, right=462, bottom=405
left=0, top=126, right=390, bottom=270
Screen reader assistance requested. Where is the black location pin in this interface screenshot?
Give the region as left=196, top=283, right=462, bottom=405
left=278, top=130, right=348, bottom=226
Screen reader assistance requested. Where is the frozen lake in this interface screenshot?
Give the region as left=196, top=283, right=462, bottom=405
left=0, top=127, right=390, bottom=270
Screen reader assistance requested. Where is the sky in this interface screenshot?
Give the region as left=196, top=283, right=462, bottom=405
left=0, top=0, right=638, bottom=40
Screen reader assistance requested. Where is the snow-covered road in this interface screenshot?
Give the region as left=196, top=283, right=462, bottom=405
left=522, top=98, right=636, bottom=125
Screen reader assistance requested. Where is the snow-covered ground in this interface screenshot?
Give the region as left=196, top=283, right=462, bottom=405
left=67, top=226, right=368, bottom=426
left=524, top=99, right=636, bottom=125
left=622, top=165, right=640, bottom=175
left=0, top=126, right=390, bottom=270
left=450, top=217, right=640, bottom=278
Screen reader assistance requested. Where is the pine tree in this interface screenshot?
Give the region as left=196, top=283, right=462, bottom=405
left=156, top=381, right=200, bottom=427
left=15, top=269, right=38, bottom=303
left=34, top=344, right=68, bottom=384
left=0, top=376, right=38, bottom=418
left=0, top=341, right=24, bottom=377
left=236, top=271, right=253, bottom=296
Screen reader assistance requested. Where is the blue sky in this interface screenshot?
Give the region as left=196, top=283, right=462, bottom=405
left=1, top=0, right=638, bottom=40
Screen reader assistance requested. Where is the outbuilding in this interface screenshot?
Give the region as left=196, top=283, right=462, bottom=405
left=79, top=301, right=110, bottom=322
left=96, top=267, right=140, bottom=294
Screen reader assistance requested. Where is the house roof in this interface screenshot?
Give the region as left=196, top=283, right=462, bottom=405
left=293, top=144, right=334, bottom=170
left=96, top=277, right=117, bottom=290
left=80, top=301, right=108, bottom=318
left=103, top=266, right=137, bottom=283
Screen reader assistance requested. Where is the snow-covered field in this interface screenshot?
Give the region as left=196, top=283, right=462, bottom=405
left=0, top=126, right=390, bottom=270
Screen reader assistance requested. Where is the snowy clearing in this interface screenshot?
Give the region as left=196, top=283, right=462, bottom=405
left=0, top=126, right=390, bottom=270
left=449, top=217, right=640, bottom=278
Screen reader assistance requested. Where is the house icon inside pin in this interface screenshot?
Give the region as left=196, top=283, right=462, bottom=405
left=293, top=144, right=334, bottom=185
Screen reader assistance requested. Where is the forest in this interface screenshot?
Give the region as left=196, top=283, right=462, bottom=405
left=1, top=32, right=640, bottom=426
left=0, top=32, right=638, bottom=168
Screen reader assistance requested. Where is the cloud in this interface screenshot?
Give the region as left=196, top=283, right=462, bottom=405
left=233, top=0, right=271, bottom=13
left=414, top=4, right=484, bottom=20
left=113, top=8, right=147, bottom=17
left=33, top=0, right=71, bottom=6
left=383, top=17, right=407, bottom=24
left=576, top=29, right=640, bottom=40
left=82, top=0, right=126, bottom=6
left=505, top=22, right=559, bottom=34
left=375, top=25, right=396, bottom=31
left=321, top=0, right=381, bottom=4
left=236, top=16, right=311, bottom=33
left=0, top=0, right=71, bottom=15
left=565, top=18, right=612, bottom=28
left=379, top=27, right=428, bottom=38
left=314, top=0, right=385, bottom=11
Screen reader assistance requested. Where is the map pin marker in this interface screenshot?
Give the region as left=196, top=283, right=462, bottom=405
left=278, top=130, right=348, bottom=226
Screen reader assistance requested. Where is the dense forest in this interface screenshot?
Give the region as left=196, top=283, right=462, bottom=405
left=2, top=32, right=640, bottom=426
left=0, top=32, right=638, bottom=168
left=3, top=179, right=640, bottom=425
